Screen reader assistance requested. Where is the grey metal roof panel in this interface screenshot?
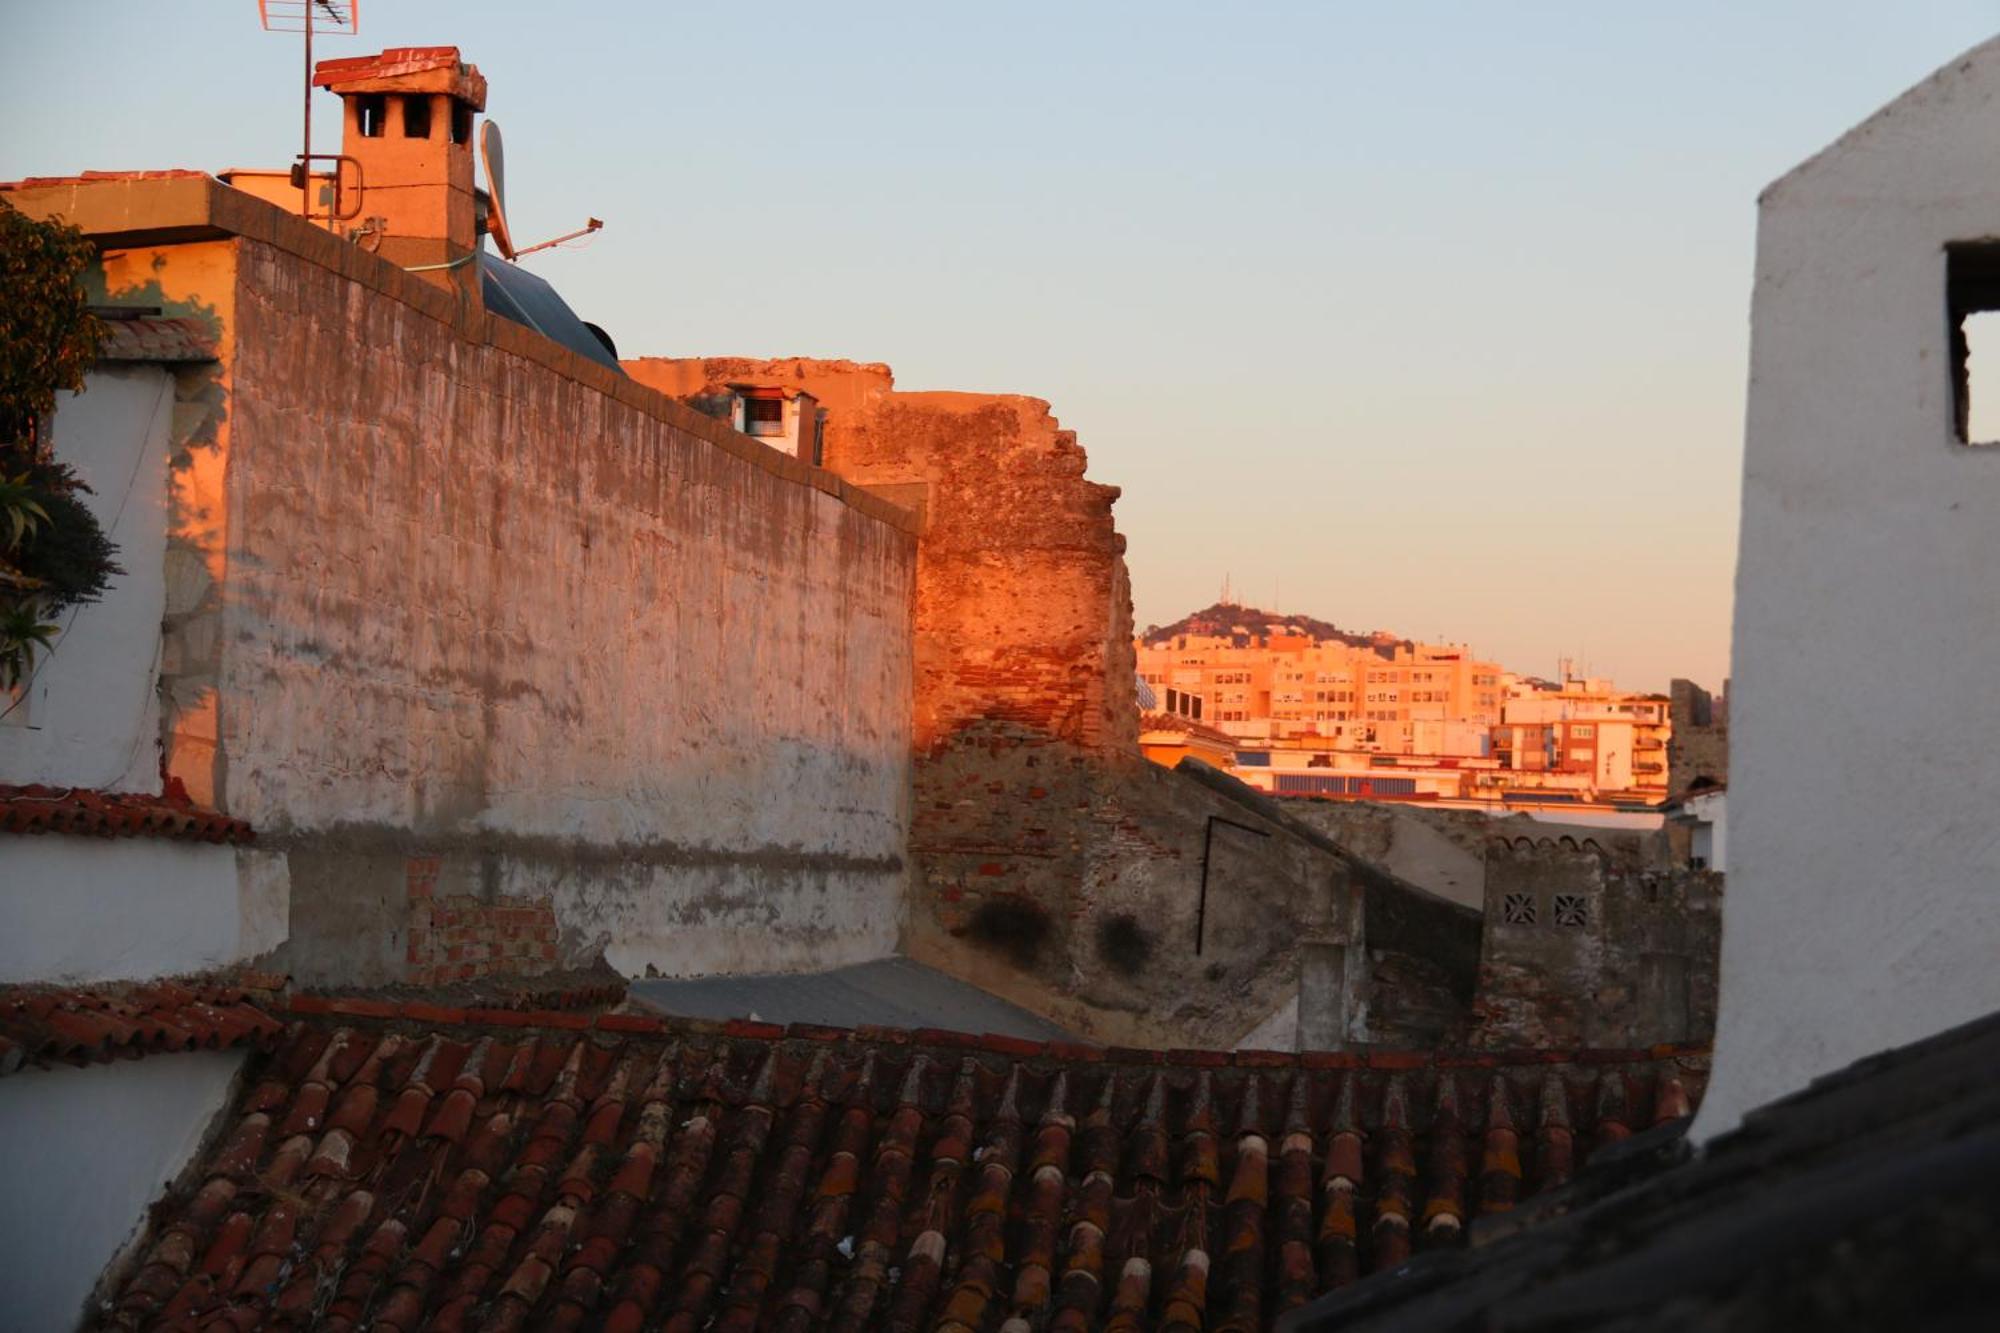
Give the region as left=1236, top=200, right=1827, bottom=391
left=478, top=251, right=622, bottom=374
left=629, top=956, right=1076, bottom=1042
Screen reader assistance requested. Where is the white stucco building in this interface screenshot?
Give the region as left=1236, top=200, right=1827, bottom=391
left=1695, top=36, right=2000, bottom=1137
left=1, top=327, right=286, bottom=1330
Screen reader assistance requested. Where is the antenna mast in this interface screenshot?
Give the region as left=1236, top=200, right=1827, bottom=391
left=258, top=1, right=358, bottom=219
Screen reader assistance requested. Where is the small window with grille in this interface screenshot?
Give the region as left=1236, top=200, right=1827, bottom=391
left=1553, top=894, right=1589, bottom=928
left=1503, top=893, right=1536, bottom=925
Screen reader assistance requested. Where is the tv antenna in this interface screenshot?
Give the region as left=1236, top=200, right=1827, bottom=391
left=258, top=1, right=358, bottom=219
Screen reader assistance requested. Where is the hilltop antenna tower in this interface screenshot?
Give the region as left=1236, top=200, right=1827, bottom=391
left=258, top=1, right=359, bottom=219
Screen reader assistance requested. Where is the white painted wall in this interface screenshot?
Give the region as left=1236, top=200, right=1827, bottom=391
left=0, top=1051, right=242, bottom=1331
left=0, top=366, right=173, bottom=793
left=0, top=841, right=287, bottom=984
left=1685, top=791, right=1727, bottom=874
left=1695, top=38, right=2000, bottom=1139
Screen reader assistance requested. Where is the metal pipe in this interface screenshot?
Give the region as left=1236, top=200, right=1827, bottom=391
left=1196, top=814, right=1271, bottom=955
left=301, top=12, right=312, bottom=218
left=512, top=217, right=604, bottom=260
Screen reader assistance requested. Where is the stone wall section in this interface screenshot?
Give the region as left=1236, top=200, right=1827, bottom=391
left=1472, top=834, right=1721, bottom=1049
left=1669, top=678, right=1729, bottom=795
left=898, top=731, right=1367, bottom=1047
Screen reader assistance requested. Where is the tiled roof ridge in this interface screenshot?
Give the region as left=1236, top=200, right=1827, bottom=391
left=0, top=977, right=284, bottom=1076
left=0, top=780, right=255, bottom=844
left=284, top=990, right=1710, bottom=1071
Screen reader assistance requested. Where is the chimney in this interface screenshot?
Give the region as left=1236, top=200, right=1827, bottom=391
left=311, top=46, right=487, bottom=298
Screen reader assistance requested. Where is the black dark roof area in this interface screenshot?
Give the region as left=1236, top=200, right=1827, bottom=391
left=1280, top=1007, right=2000, bottom=1331
left=478, top=251, right=622, bottom=374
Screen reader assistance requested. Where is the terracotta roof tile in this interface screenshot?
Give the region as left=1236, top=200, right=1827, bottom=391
left=96, top=315, right=218, bottom=364
left=98, top=1000, right=1707, bottom=1329
left=0, top=783, right=254, bottom=844
left=0, top=982, right=283, bottom=1074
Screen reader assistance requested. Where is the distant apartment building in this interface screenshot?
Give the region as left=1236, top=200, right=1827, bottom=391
left=1493, top=676, right=1672, bottom=798
left=1137, top=624, right=1671, bottom=805
left=1137, top=632, right=1504, bottom=751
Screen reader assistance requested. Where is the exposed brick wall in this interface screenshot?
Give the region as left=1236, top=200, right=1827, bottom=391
left=403, top=856, right=558, bottom=987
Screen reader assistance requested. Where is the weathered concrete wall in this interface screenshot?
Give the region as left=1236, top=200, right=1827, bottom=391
left=13, top=198, right=923, bottom=987
left=206, top=244, right=918, bottom=983
left=1699, top=38, right=2000, bottom=1138
left=0, top=1051, right=243, bottom=1332
left=1473, top=835, right=1720, bottom=1050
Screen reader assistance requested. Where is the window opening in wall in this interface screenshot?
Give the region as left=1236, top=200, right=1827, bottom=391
left=744, top=396, right=784, bottom=437
left=451, top=102, right=473, bottom=146
left=1948, top=243, right=2000, bottom=445
left=402, top=94, right=433, bottom=139
left=1553, top=894, right=1589, bottom=928
left=1963, top=311, right=2000, bottom=443
left=1503, top=892, right=1537, bottom=925
left=357, top=94, right=387, bottom=137
left=811, top=413, right=827, bottom=466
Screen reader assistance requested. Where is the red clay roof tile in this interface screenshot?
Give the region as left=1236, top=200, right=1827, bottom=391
left=0, top=981, right=282, bottom=1074
left=97, top=1001, right=1708, bottom=1329
left=0, top=783, right=254, bottom=844
left=96, top=315, right=218, bottom=363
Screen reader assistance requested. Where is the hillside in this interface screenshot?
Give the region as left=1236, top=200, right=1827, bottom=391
left=1138, top=601, right=1407, bottom=651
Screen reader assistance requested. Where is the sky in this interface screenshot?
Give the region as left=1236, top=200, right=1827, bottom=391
left=5, top=2, right=1997, bottom=692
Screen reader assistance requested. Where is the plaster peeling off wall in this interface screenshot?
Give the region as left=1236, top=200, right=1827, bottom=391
left=209, top=241, right=915, bottom=983
left=0, top=1051, right=244, bottom=1332
left=0, top=366, right=174, bottom=793
left=1697, top=38, right=2000, bottom=1138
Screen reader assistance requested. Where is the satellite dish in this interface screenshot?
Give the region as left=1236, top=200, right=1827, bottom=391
left=480, top=119, right=516, bottom=260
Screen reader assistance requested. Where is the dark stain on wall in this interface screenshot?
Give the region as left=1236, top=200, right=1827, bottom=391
left=966, top=895, right=1053, bottom=968
left=1096, top=912, right=1152, bottom=976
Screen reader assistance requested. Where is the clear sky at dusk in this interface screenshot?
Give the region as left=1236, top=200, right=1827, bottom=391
left=5, top=2, right=1997, bottom=691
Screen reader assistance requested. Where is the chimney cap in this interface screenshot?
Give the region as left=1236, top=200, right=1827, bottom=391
left=313, top=46, right=487, bottom=110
